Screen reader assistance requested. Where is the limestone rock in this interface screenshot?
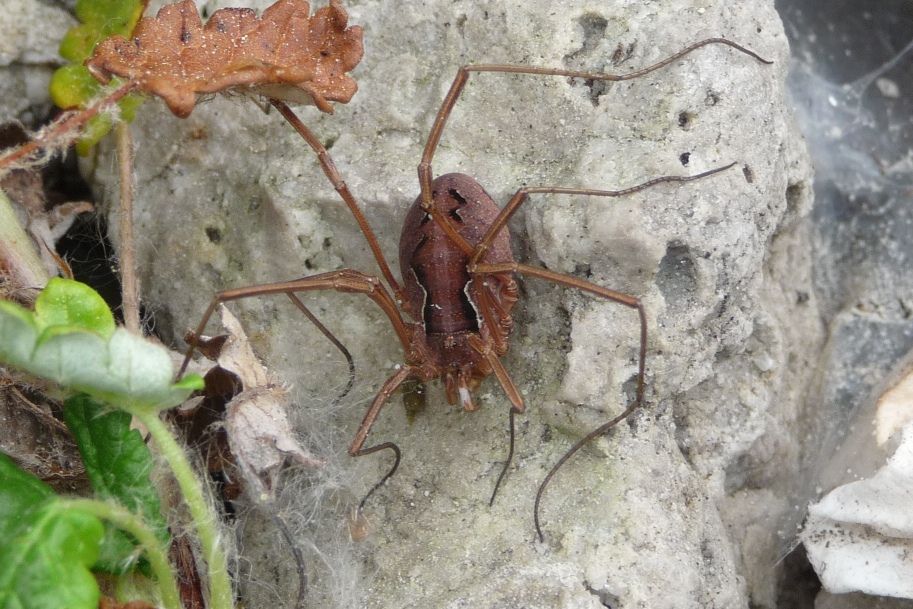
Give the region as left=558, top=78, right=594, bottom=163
left=88, top=0, right=813, bottom=607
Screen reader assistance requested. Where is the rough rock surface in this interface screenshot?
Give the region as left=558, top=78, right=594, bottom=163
left=84, top=0, right=814, bottom=607
left=0, top=1, right=73, bottom=125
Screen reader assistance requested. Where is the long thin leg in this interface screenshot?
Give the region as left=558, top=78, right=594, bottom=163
left=469, top=163, right=737, bottom=266
left=472, top=262, right=647, bottom=542
left=534, top=397, right=642, bottom=542
left=177, top=272, right=416, bottom=515
left=182, top=287, right=356, bottom=402
left=269, top=100, right=405, bottom=305
left=467, top=327, right=528, bottom=505
left=271, top=513, right=307, bottom=609
left=417, top=38, right=772, bottom=235
left=349, top=365, right=417, bottom=512
left=177, top=269, right=412, bottom=378
left=489, top=406, right=521, bottom=507
left=286, top=293, right=356, bottom=402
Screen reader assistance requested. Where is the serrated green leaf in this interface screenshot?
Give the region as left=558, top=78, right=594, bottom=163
left=0, top=506, right=103, bottom=609
left=63, top=396, right=168, bottom=537
left=34, top=277, right=116, bottom=338
left=0, top=453, right=54, bottom=540
left=0, top=454, right=104, bottom=609
left=64, top=395, right=169, bottom=574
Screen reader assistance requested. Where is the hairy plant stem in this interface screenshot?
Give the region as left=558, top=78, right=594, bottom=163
left=115, top=122, right=139, bottom=333
left=0, top=81, right=138, bottom=174
left=135, top=410, right=233, bottom=609
left=60, top=498, right=180, bottom=609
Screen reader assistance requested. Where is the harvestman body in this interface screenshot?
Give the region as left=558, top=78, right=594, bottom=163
left=180, top=38, right=770, bottom=541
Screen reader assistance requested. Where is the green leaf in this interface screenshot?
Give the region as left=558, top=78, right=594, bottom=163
left=0, top=301, right=39, bottom=368
left=75, top=0, right=146, bottom=32
left=117, top=91, right=145, bottom=123
left=49, top=65, right=101, bottom=109
left=0, top=279, right=200, bottom=411
left=75, top=113, right=115, bottom=156
left=49, top=67, right=145, bottom=154
left=52, top=0, right=147, bottom=152
left=0, top=454, right=104, bottom=609
left=173, top=373, right=205, bottom=392
left=69, top=0, right=147, bottom=60
left=58, top=24, right=102, bottom=63
left=0, top=453, right=53, bottom=540
left=63, top=395, right=169, bottom=574
left=74, top=92, right=145, bottom=156
left=34, top=277, right=115, bottom=338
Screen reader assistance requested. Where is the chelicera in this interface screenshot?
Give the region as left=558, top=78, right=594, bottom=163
left=180, top=38, right=770, bottom=541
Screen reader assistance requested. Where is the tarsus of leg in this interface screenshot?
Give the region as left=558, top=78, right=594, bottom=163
left=417, top=37, right=771, bottom=221
left=466, top=321, right=527, bottom=506
left=489, top=406, right=522, bottom=507
left=469, top=163, right=737, bottom=521
left=473, top=262, right=647, bottom=542
left=349, top=365, right=417, bottom=512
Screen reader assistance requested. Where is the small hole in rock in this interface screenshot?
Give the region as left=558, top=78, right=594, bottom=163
left=786, top=182, right=805, bottom=211
left=678, top=111, right=695, bottom=129
left=656, top=242, right=698, bottom=306
left=574, top=263, right=592, bottom=278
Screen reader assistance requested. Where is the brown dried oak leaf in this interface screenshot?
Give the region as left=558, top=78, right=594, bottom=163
left=86, top=0, right=363, bottom=118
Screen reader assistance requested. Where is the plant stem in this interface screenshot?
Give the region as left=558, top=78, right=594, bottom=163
left=60, top=498, right=180, bottom=609
left=115, top=121, right=140, bottom=333
left=135, top=410, right=233, bottom=609
left=0, top=189, right=49, bottom=300
left=0, top=81, right=138, bottom=174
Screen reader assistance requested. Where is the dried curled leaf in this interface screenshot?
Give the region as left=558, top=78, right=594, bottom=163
left=86, top=0, right=363, bottom=118
left=181, top=307, right=322, bottom=503
left=214, top=308, right=323, bottom=498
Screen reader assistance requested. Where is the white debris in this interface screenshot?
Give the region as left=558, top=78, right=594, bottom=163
left=803, top=366, right=913, bottom=599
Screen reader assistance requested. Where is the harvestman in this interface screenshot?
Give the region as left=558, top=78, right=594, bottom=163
left=180, top=38, right=770, bottom=541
